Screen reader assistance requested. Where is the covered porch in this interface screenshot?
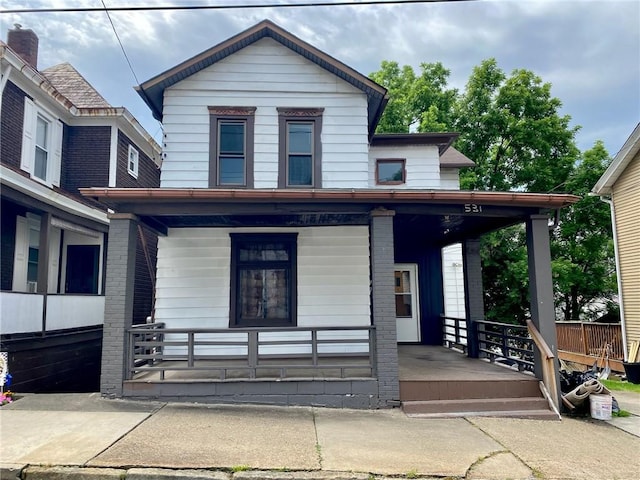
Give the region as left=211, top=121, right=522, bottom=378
left=82, top=187, right=577, bottom=411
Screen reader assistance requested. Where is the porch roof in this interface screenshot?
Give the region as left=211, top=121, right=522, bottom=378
left=80, top=187, right=579, bottom=245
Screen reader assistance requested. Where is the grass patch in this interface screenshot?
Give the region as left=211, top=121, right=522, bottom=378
left=613, top=409, right=632, bottom=417
left=601, top=379, right=640, bottom=393
left=230, top=465, right=250, bottom=472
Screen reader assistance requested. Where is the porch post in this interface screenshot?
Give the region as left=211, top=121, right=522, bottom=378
left=526, top=215, right=559, bottom=383
left=37, top=212, right=51, bottom=334
left=101, top=213, right=138, bottom=398
left=462, top=238, right=484, bottom=358
left=370, top=207, right=400, bottom=407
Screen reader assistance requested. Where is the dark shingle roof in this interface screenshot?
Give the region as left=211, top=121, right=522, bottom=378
left=42, top=62, right=111, bottom=108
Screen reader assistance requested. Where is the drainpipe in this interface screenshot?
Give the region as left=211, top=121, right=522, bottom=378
left=599, top=196, right=628, bottom=361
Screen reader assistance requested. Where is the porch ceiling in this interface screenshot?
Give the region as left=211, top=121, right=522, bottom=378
left=80, top=187, right=579, bottom=245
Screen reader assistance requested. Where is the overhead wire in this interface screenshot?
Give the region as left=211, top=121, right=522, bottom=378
left=4, top=0, right=477, bottom=14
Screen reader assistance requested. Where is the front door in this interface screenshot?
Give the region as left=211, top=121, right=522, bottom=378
left=395, top=264, right=420, bottom=342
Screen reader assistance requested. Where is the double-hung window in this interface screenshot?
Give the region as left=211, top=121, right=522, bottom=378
left=127, top=145, right=139, bottom=178
left=21, top=98, right=62, bottom=186
left=230, top=233, right=297, bottom=327
left=209, top=107, right=255, bottom=188
left=34, top=115, right=49, bottom=181
left=278, top=108, right=323, bottom=188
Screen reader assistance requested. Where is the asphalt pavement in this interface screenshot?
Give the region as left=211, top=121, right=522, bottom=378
left=1, top=391, right=638, bottom=480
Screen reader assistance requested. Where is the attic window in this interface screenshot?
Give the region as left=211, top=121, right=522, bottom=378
left=128, top=145, right=139, bottom=178
left=376, top=159, right=405, bottom=185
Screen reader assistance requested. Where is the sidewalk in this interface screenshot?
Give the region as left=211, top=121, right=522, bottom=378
left=1, top=392, right=638, bottom=480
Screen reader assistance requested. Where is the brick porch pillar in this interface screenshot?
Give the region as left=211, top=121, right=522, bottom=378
left=101, top=213, right=138, bottom=398
left=370, top=207, right=400, bottom=407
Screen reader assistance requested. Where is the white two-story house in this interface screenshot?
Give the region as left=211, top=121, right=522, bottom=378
left=83, top=20, right=577, bottom=408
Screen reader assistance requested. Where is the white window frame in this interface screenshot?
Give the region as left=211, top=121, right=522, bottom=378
left=20, top=98, right=62, bottom=187
left=127, top=145, right=139, bottom=178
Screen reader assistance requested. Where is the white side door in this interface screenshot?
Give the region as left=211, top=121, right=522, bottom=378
left=395, top=264, right=420, bottom=343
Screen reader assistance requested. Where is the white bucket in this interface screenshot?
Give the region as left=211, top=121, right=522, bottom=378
left=589, top=394, right=613, bottom=420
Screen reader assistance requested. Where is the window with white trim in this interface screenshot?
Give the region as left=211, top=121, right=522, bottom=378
left=21, top=98, right=63, bottom=186
left=127, top=145, right=139, bottom=178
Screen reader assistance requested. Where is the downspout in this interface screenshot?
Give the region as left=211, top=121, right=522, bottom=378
left=599, top=196, right=628, bottom=361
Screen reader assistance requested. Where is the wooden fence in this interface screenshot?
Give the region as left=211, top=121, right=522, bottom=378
left=556, top=322, right=624, bottom=372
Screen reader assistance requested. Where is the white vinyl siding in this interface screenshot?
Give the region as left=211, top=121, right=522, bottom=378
left=154, top=226, right=371, bottom=333
left=368, top=145, right=444, bottom=189
left=612, top=152, right=640, bottom=349
left=442, top=244, right=465, bottom=318
left=161, top=38, right=369, bottom=188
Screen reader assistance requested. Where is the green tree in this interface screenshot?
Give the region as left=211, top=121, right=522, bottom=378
left=369, top=61, right=457, bottom=133
left=552, top=141, right=616, bottom=321
left=370, top=58, right=616, bottom=324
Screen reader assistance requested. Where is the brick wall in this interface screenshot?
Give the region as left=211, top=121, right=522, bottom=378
left=61, top=125, right=111, bottom=194
left=0, top=81, right=27, bottom=170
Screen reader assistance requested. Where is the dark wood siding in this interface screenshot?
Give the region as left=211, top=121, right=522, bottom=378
left=0, top=81, right=27, bottom=170
left=61, top=125, right=111, bottom=194
left=134, top=224, right=158, bottom=324
left=0, top=326, right=102, bottom=392
left=115, top=131, right=160, bottom=324
left=115, top=130, right=160, bottom=188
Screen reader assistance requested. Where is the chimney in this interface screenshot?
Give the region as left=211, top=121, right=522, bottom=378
left=7, top=24, right=39, bottom=70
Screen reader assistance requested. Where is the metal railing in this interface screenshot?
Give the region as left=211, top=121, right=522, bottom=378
left=441, top=316, right=535, bottom=372
left=127, top=325, right=376, bottom=381
left=476, top=320, right=534, bottom=371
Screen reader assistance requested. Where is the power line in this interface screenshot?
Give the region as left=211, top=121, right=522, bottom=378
left=101, top=0, right=141, bottom=86
left=2, top=0, right=476, bottom=14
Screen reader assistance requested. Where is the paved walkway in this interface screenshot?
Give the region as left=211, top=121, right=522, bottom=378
left=1, top=392, right=638, bottom=480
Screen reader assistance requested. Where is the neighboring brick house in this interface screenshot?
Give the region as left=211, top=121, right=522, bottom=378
left=593, top=123, right=640, bottom=365
left=0, top=26, right=161, bottom=392
left=83, top=20, right=577, bottom=408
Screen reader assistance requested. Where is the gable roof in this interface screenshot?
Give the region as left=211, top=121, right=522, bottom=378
left=593, top=123, right=640, bottom=195
left=42, top=62, right=111, bottom=108
left=136, top=19, right=389, bottom=137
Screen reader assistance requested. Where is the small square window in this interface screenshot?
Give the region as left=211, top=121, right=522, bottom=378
left=128, top=145, right=139, bottom=178
left=376, top=159, right=406, bottom=185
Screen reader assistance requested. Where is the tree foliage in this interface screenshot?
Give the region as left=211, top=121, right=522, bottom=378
left=370, top=58, right=614, bottom=323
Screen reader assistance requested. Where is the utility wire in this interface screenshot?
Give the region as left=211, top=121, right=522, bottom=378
left=3, top=0, right=477, bottom=14
left=100, top=0, right=141, bottom=86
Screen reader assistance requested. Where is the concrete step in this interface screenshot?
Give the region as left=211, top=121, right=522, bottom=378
left=399, top=378, right=541, bottom=401
left=402, top=397, right=558, bottom=420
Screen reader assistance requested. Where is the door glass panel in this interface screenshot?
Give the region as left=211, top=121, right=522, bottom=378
left=395, top=270, right=413, bottom=317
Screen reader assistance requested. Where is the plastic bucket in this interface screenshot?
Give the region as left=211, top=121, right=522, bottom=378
left=589, top=394, right=613, bottom=420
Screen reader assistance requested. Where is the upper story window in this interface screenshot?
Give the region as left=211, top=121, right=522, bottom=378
left=21, top=98, right=63, bottom=186
left=127, top=145, right=139, bottom=178
left=376, top=158, right=406, bottom=185
left=278, top=108, right=323, bottom=188
left=209, top=106, right=256, bottom=188
left=34, top=115, right=49, bottom=181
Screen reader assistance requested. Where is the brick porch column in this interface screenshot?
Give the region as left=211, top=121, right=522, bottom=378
left=463, top=238, right=485, bottom=358
left=370, top=207, right=400, bottom=407
left=526, top=214, right=559, bottom=391
left=101, top=213, right=138, bottom=397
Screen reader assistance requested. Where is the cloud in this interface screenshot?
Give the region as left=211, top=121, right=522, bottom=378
left=2, top=0, right=638, bottom=153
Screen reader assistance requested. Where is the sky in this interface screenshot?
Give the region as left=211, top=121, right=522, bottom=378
left=1, top=0, right=639, bottom=156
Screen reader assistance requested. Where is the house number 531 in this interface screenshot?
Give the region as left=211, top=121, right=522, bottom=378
left=464, top=204, right=483, bottom=213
